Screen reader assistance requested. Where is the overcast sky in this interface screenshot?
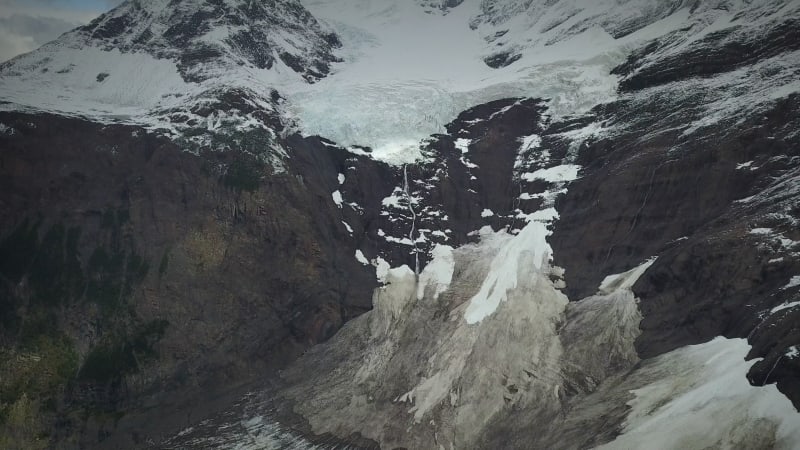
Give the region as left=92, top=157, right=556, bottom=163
left=0, top=0, right=120, bottom=62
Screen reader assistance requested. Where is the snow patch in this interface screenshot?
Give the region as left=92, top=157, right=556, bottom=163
left=480, top=208, right=494, bottom=218
left=454, top=138, right=471, bottom=153
left=416, top=245, right=455, bottom=301
left=518, top=134, right=542, bottom=152
left=341, top=221, right=353, bottom=234
left=599, top=337, right=800, bottom=449
left=464, top=221, right=553, bottom=324
left=736, top=160, right=755, bottom=170
left=771, top=301, right=800, bottom=315
left=338, top=173, right=345, bottom=184
left=783, top=276, right=800, bottom=290
left=355, top=250, right=370, bottom=266
left=331, top=190, right=343, bottom=208
left=374, top=257, right=391, bottom=283
left=384, top=235, right=414, bottom=246
left=382, top=188, right=412, bottom=209
left=516, top=206, right=560, bottom=223
left=520, top=164, right=581, bottom=183
left=0, top=123, right=15, bottom=135
left=0, top=47, right=191, bottom=120
left=598, top=257, right=657, bottom=295
left=287, top=0, right=643, bottom=165
left=371, top=140, right=424, bottom=165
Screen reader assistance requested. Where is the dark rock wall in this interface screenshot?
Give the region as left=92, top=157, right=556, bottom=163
left=0, top=111, right=376, bottom=446
left=551, top=91, right=800, bottom=408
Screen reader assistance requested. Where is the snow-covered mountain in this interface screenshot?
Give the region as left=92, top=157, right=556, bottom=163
left=0, top=0, right=799, bottom=448
left=0, top=0, right=343, bottom=158
left=3, top=0, right=796, bottom=161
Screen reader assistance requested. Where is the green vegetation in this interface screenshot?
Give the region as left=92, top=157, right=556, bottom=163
left=100, top=208, right=129, bottom=248
left=78, top=320, right=170, bottom=383
left=0, top=211, right=168, bottom=445
left=0, top=394, right=49, bottom=450
left=1, top=335, right=78, bottom=405
left=0, top=333, right=78, bottom=448
left=85, top=247, right=123, bottom=311
left=85, top=208, right=149, bottom=314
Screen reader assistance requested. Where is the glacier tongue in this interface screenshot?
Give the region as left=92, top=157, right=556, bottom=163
left=287, top=0, right=627, bottom=161
left=287, top=0, right=768, bottom=165
left=3, top=0, right=788, bottom=169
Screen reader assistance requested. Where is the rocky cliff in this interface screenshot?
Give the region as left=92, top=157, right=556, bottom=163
left=0, top=0, right=799, bottom=448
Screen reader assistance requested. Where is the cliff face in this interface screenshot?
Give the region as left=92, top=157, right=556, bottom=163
left=1, top=0, right=799, bottom=448
left=0, top=110, right=389, bottom=445
left=550, top=93, right=800, bottom=405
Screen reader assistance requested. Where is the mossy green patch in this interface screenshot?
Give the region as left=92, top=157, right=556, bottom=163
left=0, top=213, right=164, bottom=444
left=223, top=158, right=263, bottom=192
left=0, top=333, right=78, bottom=412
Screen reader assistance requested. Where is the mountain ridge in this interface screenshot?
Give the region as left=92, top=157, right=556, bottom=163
left=0, top=0, right=799, bottom=448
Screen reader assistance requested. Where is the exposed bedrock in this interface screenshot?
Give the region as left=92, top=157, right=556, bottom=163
left=551, top=93, right=800, bottom=408
left=0, top=111, right=380, bottom=446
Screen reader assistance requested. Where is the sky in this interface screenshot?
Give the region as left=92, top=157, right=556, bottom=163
left=0, top=0, right=119, bottom=62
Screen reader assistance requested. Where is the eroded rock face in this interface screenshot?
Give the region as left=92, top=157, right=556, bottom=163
left=0, top=111, right=382, bottom=447
left=551, top=91, right=800, bottom=411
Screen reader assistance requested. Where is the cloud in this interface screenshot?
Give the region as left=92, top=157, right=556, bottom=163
left=0, top=15, right=86, bottom=62
left=0, top=0, right=116, bottom=62
left=1, top=14, right=82, bottom=44
left=0, top=27, right=37, bottom=62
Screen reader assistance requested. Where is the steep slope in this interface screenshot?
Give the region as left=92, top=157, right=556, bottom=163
left=165, top=0, right=800, bottom=448
left=285, top=0, right=795, bottom=161
left=0, top=0, right=799, bottom=448
left=0, top=0, right=359, bottom=446
left=0, top=0, right=342, bottom=156
left=72, top=0, right=341, bottom=82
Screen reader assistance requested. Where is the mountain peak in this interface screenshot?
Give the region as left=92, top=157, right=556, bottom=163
left=0, top=0, right=346, bottom=149
left=65, top=0, right=342, bottom=82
